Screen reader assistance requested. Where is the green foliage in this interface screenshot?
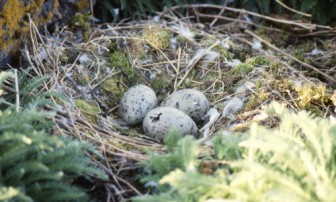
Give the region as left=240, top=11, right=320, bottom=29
left=0, top=71, right=108, bottom=201
left=213, top=133, right=246, bottom=161
left=235, top=102, right=336, bottom=201
left=135, top=102, right=336, bottom=201
left=139, top=130, right=200, bottom=190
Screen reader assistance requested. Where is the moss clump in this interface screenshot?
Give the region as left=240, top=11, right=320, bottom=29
left=75, top=99, right=101, bottom=124
left=244, top=88, right=270, bottom=111
left=70, top=12, right=91, bottom=41
left=142, top=26, right=170, bottom=49
left=231, top=63, right=254, bottom=75
left=246, top=56, right=271, bottom=66
left=213, top=44, right=232, bottom=60
left=108, top=51, right=136, bottom=83
left=291, top=41, right=314, bottom=62
left=272, top=79, right=293, bottom=93
left=151, top=79, right=170, bottom=92
left=295, top=84, right=329, bottom=108
left=100, top=76, right=126, bottom=102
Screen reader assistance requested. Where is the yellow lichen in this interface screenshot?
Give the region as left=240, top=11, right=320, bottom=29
left=0, top=0, right=89, bottom=55
left=0, top=0, right=45, bottom=51
left=295, top=84, right=329, bottom=108
left=272, top=79, right=293, bottom=93
left=75, top=99, right=101, bottom=124
left=331, top=91, right=336, bottom=106
left=142, top=26, right=170, bottom=49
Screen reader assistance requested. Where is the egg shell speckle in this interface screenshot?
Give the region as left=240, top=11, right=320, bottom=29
left=143, top=107, right=197, bottom=141
left=120, top=85, right=157, bottom=125
left=161, top=89, right=209, bottom=122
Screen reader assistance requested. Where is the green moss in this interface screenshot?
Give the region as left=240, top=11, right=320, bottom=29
left=75, top=99, right=101, bottom=124
left=150, top=79, right=170, bottom=92
left=213, top=45, right=232, bottom=60
left=142, top=26, right=170, bottom=49
left=231, top=45, right=252, bottom=62
left=70, top=12, right=91, bottom=41
left=291, top=42, right=314, bottom=62
left=100, top=76, right=126, bottom=102
left=246, top=56, right=271, bottom=66
left=231, top=63, right=254, bottom=75
left=108, top=51, right=136, bottom=83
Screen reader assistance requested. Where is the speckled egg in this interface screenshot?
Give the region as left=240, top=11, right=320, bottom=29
left=143, top=107, right=197, bottom=140
left=161, top=89, right=209, bottom=122
left=120, top=85, right=157, bottom=125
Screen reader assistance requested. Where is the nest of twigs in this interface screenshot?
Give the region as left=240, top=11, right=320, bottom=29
left=23, top=4, right=336, bottom=201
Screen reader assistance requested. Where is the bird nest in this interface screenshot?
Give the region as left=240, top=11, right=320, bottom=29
left=24, top=4, right=336, bottom=200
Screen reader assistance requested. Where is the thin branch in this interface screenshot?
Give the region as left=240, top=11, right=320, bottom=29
left=275, top=0, right=311, bottom=17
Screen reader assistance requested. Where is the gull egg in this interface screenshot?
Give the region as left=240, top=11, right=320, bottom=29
left=161, top=89, right=209, bottom=122
left=120, top=85, right=157, bottom=125
left=143, top=107, right=197, bottom=141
